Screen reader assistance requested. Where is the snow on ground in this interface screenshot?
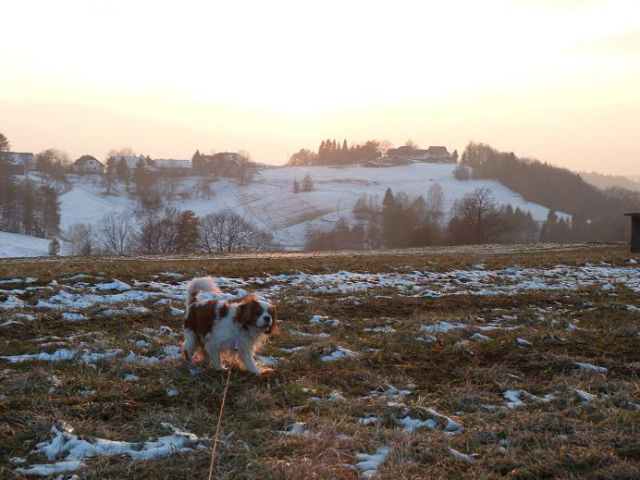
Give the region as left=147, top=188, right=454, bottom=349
left=0, top=231, right=50, bottom=258
left=16, top=423, right=207, bottom=476
left=0, top=163, right=571, bottom=257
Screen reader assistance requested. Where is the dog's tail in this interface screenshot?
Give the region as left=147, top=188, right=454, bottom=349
left=185, top=276, right=220, bottom=309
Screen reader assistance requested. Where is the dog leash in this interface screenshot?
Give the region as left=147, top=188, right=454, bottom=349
left=207, top=335, right=241, bottom=480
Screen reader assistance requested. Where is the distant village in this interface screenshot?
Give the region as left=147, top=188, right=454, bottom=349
left=0, top=150, right=253, bottom=176
left=0, top=143, right=457, bottom=176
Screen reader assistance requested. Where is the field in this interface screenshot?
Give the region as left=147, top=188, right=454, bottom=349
left=1, top=244, right=639, bottom=479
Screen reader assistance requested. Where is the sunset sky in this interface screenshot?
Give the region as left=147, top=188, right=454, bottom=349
left=1, top=0, right=639, bottom=174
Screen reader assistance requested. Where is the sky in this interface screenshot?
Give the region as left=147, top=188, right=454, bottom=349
left=1, top=0, right=639, bottom=174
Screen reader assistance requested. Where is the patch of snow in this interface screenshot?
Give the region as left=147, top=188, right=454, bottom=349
left=575, top=362, right=608, bottom=373
left=94, top=279, right=131, bottom=292
left=309, top=315, right=341, bottom=327
left=574, top=389, right=596, bottom=403
left=280, top=422, right=310, bottom=436
left=470, top=333, right=491, bottom=342
left=516, top=338, right=531, bottom=347
left=16, top=423, right=207, bottom=475
left=62, top=313, right=88, bottom=321
left=420, top=321, right=467, bottom=333
left=320, top=347, right=358, bottom=362
left=448, top=447, right=477, bottom=464
left=503, top=389, right=556, bottom=408
left=1, top=349, right=75, bottom=363
left=358, top=417, right=381, bottom=426
left=354, top=446, right=391, bottom=479
left=256, top=355, right=280, bottom=366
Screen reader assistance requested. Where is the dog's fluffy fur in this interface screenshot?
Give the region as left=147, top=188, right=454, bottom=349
left=182, top=276, right=276, bottom=374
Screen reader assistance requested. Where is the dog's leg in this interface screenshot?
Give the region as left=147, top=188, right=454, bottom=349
left=182, top=329, right=198, bottom=362
left=241, top=350, right=260, bottom=375
left=207, top=343, right=226, bottom=371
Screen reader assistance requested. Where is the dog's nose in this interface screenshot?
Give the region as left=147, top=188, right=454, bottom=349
left=264, top=315, right=272, bottom=324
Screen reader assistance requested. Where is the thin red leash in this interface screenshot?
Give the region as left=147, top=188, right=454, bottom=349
left=208, top=365, right=232, bottom=480
left=208, top=338, right=240, bottom=480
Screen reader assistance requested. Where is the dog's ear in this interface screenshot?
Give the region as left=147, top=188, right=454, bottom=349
left=234, top=295, right=259, bottom=328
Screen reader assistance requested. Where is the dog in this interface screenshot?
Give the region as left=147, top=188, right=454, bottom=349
left=182, top=276, right=276, bottom=374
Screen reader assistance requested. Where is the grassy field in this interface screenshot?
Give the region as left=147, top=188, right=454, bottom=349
left=1, top=244, right=639, bottom=479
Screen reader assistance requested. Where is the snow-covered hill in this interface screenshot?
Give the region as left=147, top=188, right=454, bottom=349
left=1, top=163, right=568, bottom=257
left=0, top=231, right=51, bottom=258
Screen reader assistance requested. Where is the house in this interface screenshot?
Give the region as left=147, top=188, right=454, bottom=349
left=387, top=146, right=429, bottom=162
left=111, top=155, right=158, bottom=171
left=153, top=159, right=192, bottom=170
left=73, top=155, right=104, bottom=174
left=387, top=145, right=453, bottom=163
left=0, top=152, right=37, bottom=174
left=424, top=146, right=452, bottom=163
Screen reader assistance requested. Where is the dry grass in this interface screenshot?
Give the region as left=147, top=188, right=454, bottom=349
left=1, top=244, right=639, bottom=479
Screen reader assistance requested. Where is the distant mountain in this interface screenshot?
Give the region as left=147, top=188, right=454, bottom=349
left=580, top=171, right=640, bottom=193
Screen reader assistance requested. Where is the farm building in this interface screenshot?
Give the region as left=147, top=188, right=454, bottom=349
left=73, top=155, right=105, bottom=174
left=0, top=152, right=37, bottom=174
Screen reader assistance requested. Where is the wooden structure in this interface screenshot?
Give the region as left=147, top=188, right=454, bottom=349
left=625, top=213, right=640, bottom=253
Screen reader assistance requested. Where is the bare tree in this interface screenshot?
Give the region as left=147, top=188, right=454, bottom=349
left=99, top=211, right=134, bottom=255
left=426, top=182, right=445, bottom=224
left=450, top=187, right=501, bottom=243
left=134, top=208, right=172, bottom=254
left=65, top=223, right=94, bottom=255
left=199, top=211, right=272, bottom=253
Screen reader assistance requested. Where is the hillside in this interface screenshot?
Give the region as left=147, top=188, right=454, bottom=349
left=0, top=231, right=50, bottom=258
left=1, top=245, right=639, bottom=478
left=580, top=171, right=640, bottom=192
left=0, top=163, right=569, bottom=257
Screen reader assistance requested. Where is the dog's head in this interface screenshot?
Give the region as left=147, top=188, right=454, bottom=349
left=234, top=295, right=277, bottom=334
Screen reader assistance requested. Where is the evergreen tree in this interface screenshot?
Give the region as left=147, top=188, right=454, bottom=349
left=302, top=173, right=314, bottom=192
left=175, top=210, right=200, bottom=253
left=116, top=158, right=130, bottom=185
left=48, top=238, right=60, bottom=256
left=0, top=132, right=11, bottom=152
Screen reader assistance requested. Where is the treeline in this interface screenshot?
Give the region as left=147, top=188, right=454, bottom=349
left=458, top=142, right=640, bottom=241
left=62, top=208, right=274, bottom=256
left=306, top=186, right=539, bottom=250
left=0, top=154, right=60, bottom=238
left=289, top=139, right=384, bottom=166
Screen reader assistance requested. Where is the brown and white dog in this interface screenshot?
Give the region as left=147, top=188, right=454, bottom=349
left=182, top=276, right=276, bottom=374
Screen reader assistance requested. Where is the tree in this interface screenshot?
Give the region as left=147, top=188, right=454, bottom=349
left=199, top=211, right=272, bottom=253
left=104, top=157, right=116, bottom=194
left=0, top=133, right=10, bottom=152
left=448, top=187, right=501, bottom=244
left=404, top=139, right=419, bottom=150
left=302, top=173, right=314, bottom=192
left=99, top=211, right=134, bottom=255
left=115, top=158, right=130, bottom=184
left=426, top=183, right=445, bottom=224
left=288, top=149, right=318, bottom=166
left=48, top=238, right=61, bottom=256
left=293, top=179, right=300, bottom=193
left=174, top=210, right=199, bottom=253
left=65, top=223, right=93, bottom=255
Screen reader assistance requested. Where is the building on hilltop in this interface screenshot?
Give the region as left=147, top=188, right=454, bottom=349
left=386, top=145, right=453, bottom=163
left=111, top=155, right=158, bottom=171
left=424, top=146, right=452, bottom=163
left=73, top=155, right=104, bottom=174
left=153, top=159, right=192, bottom=170
left=0, top=152, right=37, bottom=174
